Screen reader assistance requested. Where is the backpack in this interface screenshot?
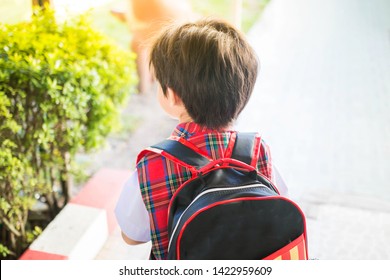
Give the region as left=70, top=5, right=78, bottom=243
left=139, top=132, right=308, bottom=260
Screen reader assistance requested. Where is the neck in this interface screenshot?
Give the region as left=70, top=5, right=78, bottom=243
left=178, top=112, right=193, bottom=124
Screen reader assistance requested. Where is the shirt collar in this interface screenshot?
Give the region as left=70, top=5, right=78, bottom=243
left=171, top=122, right=216, bottom=139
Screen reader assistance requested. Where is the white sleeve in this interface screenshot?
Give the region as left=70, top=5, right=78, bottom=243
left=114, top=169, right=151, bottom=242
left=273, top=164, right=289, bottom=197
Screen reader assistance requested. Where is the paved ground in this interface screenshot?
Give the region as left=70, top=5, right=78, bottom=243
left=236, top=0, right=390, bottom=259
left=91, top=0, right=390, bottom=260
left=238, top=0, right=390, bottom=200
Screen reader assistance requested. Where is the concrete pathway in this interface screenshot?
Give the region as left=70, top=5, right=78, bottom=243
left=237, top=0, right=390, bottom=200
left=94, top=0, right=390, bottom=260
left=235, top=0, right=390, bottom=259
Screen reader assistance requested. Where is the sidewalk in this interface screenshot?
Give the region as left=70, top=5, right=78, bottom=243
left=93, top=0, right=390, bottom=260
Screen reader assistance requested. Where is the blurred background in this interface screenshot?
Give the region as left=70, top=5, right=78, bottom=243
left=0, top=0, right=266, bottom=47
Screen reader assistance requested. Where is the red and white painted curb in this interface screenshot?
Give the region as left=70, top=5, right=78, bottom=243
left=19, top=168, right=130, bottom=260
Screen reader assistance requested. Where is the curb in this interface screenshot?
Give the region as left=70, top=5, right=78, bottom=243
left=19, top=168, right=130, bottom=260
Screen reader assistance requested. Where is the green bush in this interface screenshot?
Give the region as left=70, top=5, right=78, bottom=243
left=0, top=7, right=137, bottom=259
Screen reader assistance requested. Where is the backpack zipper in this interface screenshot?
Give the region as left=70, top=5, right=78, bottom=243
left=168, top=183, right=271, bottom=251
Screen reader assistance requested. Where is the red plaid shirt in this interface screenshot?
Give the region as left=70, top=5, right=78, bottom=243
left=136, top=122, right=273, bottom=259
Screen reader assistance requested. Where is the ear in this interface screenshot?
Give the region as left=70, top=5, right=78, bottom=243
left=166, top=87, right=183, bottom=107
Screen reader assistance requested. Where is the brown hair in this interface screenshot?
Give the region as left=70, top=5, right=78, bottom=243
left=149, top=18, right=258, bottom=129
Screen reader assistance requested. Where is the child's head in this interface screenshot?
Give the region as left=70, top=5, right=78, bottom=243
left=149, top=18, right=258, bottom=129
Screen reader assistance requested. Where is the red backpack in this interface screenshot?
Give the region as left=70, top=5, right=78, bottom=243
left=143, top=132, right=308, bottom=260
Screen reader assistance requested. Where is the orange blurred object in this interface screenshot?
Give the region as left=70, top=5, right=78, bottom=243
left=112, top=0, right=195, bottom=94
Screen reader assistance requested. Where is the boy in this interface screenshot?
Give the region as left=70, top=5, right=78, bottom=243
left=115, top=18, right=286, bottom=259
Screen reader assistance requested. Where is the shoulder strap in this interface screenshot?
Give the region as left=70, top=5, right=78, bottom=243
left=231, top=132, right=261, bottom=168
left=137, top=132, right=260, bottom=171
left=150, top=139, right=211, bottom=170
